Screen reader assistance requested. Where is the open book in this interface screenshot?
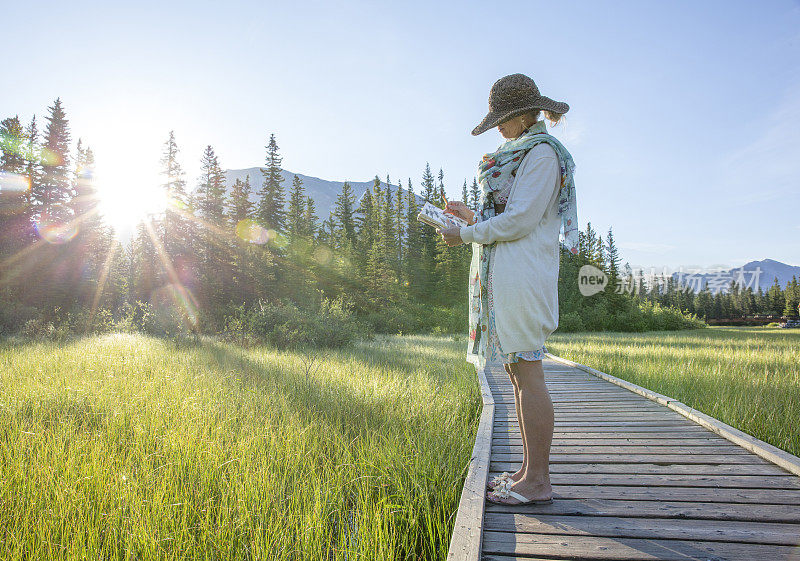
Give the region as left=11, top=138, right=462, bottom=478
left=416, top=202, right=469, bottom=230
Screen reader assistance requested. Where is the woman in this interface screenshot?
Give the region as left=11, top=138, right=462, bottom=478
left=438, top=73, right=579, bottom=506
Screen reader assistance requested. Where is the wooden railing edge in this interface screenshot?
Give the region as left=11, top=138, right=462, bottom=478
left=446, top=364, right=495, bottom=561
left=545, top=352, right=800, bottom=477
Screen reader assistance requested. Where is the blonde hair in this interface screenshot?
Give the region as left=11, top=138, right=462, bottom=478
left=521, top=109, right=565, bottom=127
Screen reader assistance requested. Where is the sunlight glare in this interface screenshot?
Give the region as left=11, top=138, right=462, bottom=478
left=95, top=169, right=168, bottom=237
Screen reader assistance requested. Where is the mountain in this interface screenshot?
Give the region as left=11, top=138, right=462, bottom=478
left=223, top=167, right=424, bottom=223
left=670, top=259, right=800, bottom=294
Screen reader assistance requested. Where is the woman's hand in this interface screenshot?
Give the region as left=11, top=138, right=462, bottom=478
left=444, top=201, right=476, bottom=225
left=437, top=226, right=464, bottom=247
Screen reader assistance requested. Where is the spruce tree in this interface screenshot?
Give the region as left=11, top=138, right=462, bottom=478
left=39, top=98, right=72, bottom=220
left=257, top=134, right=286, bottom=232
left=461, top=179, right=469, bottom=205
left=333, top=180, right=356, bottom=248
left=160, top=131, right=190, bottom=262
left=304, top=196, right=318, bottom=240
left=287, top=174, right=306, bottom=240
left=469, top=177, right=480, bottom=211
left=227, top=174, right=254, bottom=225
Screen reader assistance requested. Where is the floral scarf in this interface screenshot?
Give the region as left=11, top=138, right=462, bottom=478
left=467, top=119, right=578, bottom=364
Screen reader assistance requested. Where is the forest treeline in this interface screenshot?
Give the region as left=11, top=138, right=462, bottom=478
left=1, top=99, right=798, bottom=344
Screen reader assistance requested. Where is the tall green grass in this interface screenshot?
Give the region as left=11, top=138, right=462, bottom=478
left=547, top=327, right=800, bottom=457
left=0, top=334, right=480, bottom=560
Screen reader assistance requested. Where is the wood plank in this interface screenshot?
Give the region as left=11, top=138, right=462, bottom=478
left=490, top=461, right=794, bottom=476
left=483, top=512, right=800, bottom=545
left=493, top=425, right=715, bottom=434
left=492, top=453, right=771, bottom=465
left=487, top=471, right=800, bottom=489
left=484, top=498, right=800, bottom=523
left=494, top=419, right=697, bottom=426
left=446, top=367, right=493, bottom=561
left=494, top=438, right=730, bottom=446
left=501, top=484, right=800, bottom=505
left=481, top=532, right=799, bottom=560
left=492, top=445, right=752, bottom=455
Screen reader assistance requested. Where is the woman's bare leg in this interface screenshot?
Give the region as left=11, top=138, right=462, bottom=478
left=508, top=358, right=553, bottom=500
left=504, top=362, right=527, bottom=481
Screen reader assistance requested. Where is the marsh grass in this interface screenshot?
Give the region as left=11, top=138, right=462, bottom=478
left=547, top=326, right=800, bottom=457
left=0, top=333, right=480, bottom=560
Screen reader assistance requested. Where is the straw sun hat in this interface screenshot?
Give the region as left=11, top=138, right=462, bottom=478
left=471, top=73, right=570, bottom=136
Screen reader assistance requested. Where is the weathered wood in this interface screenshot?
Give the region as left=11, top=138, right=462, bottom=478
left=523, top=484, right=800, bottom=504
left=492, top=453, right=772, bottom=464
left=448, top=358, right=800, bottom=561
left=446, top=366, right=493, bottom=561
left=494, top=437, right=729, bottom=445
left=481, top=532, right=799, bottom=560
left=488, top=471, right=800, bottom=489
left=484, top=512, right=800, bottom=545
left=492, top=444, right=752, bottom=455
left=484, top=497, right=800, bottom=523
left=547, top=353, right=800, bottom=477
left=490, top=461, right=792, bottom=476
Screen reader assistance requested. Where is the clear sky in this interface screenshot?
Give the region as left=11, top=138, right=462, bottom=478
left=3, top=0, right=799, bottom=271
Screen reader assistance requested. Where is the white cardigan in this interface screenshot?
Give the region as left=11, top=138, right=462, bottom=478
left=459, top=143, right=562, bottom=354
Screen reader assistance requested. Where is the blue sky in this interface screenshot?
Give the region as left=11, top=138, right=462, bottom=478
left=3, top=0, right=799, bottom=270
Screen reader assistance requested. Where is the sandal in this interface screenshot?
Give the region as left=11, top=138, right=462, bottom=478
left=486, top=485, right=554, bottom=506
left=486, top=472, right=513, bottom=491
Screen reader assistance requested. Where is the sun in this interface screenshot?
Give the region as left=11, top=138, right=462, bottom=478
left=95, top=169, right=169, bottom=237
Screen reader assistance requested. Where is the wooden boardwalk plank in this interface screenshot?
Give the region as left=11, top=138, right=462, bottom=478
left=484, top=513, right=800, bottom=545
left=447, top=356, right=800, bottom=561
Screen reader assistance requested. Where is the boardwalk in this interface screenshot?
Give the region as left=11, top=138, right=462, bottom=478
left=447, top=355, right=800, bottom=561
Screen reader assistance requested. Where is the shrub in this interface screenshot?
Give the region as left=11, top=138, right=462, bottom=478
left=243, top=297, right=365, bottom=349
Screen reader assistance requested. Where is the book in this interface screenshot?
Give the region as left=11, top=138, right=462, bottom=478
left=416, top=202, right=469, bottom=230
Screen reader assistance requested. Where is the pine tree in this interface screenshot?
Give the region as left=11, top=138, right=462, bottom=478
left=194, top=145, right=230, bottom=320
left=333, top=180, right=356, bottom=248
left=257, top=134, right=286, bottom=232
left=422, top=163, right=436, bottom=202
left=287, top=174, right=307, bottom=240
left=304, top=196, right=318, bottom=240
left=39, top=98, right=73, bottom=220
left=395, top=178, right=405, bottom=282
left=227, top=174, right=254, bottom=225
left=461, top=179, right=469, bottom=205
left=469, top=177, right=480, bottom=210
left=0, top=116, right=30, bottom=259
left=160, top=131, right=190, bottom=261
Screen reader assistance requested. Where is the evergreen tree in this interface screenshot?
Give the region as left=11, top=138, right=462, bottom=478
left=287, top=174, right=307, bottom=240
left=194, top=145, right=230, bottom=320
left=422, top=162, right=436, bottom=202
left=333, top=180, right=357, bottom=248
left=160, top=131, right=190, bottom=262
left=395, top=178, right=405, bottom=282
left=227, top=174, right=254, bottom=225
left=257, top=134, right=286, bottom=232
left=461, top=179, right=469, bottom=205
left=304, top=196, right=318, bottom=240
left=39, top=98, right=73, bottom=220
left=469, top=177, right=480, bottom=211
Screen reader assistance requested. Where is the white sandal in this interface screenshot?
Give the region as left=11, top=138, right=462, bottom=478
left=486, top=485, right=554, bottom=505
left=487, top=472, right=512, bottom=490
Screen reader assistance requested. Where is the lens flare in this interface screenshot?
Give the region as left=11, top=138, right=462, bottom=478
left=0, top=171, right=30, bottom=194
left=151, top=283, right=199, bottom=330
left=235, top=219, right=270, bottom=244
left=313, top=246, right=332, bottom=265
left=35, top=206, right=78, bottom=244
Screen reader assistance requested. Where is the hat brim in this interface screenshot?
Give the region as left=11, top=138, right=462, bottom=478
left=471, top=96, right=570, bottom=136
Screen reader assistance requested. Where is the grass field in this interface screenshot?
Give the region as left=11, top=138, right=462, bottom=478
left=547, top=326, right=800, bottom=457
left=0, top=334, right=480, bottom=560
